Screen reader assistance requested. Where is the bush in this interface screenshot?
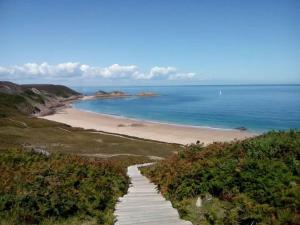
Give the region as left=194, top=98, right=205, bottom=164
left=0, top=150, right=129, bottom=224
left=142, top=130, right=300, bottom=224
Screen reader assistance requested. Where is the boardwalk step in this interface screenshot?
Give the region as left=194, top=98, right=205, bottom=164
left=114, top=164, right=192, bottom=225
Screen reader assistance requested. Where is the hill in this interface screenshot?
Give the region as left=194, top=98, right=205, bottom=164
left=142, top=130, right=300, bottom=225
left=22, top=84, right=80, bottom=98
left=0, top=81, right=81, bottom=116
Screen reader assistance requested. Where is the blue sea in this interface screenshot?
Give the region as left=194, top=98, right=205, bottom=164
left=72, top=85, right=300, bottom=132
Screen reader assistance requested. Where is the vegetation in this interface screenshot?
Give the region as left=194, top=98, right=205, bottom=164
left=0, top=82, right=180, bottom=158
left=0, top=92, right=40, bottom=117
left=4, top=81, right=299, bottom=224
left=0, top=81, right=181, bottom=224
left=142, top=130, right=300, bottom=224
left=0, top=150, right=128, bottom=225
left=0, top=81, right=81, bottom=117
left=21, top=84, right=80, bottom=98
left=0, top=115, right=180, bottom=158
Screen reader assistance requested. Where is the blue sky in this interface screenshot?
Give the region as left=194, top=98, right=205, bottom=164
left=0, top=0, right=299, bottom=85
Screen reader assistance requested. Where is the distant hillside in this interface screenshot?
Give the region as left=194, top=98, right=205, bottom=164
left=0, top=81, right=81, bottom=117
left=22, top=84, right=80, bottom=98
left=0, top=81, right=25, bottom=94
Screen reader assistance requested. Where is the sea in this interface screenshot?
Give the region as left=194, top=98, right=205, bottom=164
left=72, top=85, right=300, bottom=132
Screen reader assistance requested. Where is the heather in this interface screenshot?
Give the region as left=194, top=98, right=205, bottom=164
left=142, top=130, right=300, bottom=224
left=0, top=150, right=129, bottom=225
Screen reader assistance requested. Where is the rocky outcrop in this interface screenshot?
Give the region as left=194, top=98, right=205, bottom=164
left=86, top=90, right=158, bottom=99
left=235, top=126, right=247, bottom=131
left=136, top=92, right=158, bottom=97
left=94, top=90, right=130, bottom=98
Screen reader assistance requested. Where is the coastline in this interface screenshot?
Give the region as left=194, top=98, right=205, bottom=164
left=72, top=107, right=244, bottom=132
left=41, top=106, right=256, bottom=145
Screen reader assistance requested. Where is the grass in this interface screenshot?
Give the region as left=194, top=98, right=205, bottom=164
left=0, top=93, right=32, bottom=117
left=21, top=84, right=80, bottom=98
left=0, top=115, right=181, bottom=158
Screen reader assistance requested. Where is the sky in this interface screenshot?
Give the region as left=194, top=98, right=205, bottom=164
left=0, top=0, right=299, bottom=86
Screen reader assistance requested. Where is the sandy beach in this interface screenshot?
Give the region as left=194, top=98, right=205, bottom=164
left=42, top=107, right=256, bottom=145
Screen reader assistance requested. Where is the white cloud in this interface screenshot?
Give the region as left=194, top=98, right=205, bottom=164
left=0, top=62, right=196, bottom=81
left=168, top=72, right=195, bottom=80
left=81, top=64, right=139, bottom=79
left=149, top=66, right=177, bottom=79
left=0, top=66, right=14, bottom=74
left=0, top=62, right=81, bottom=78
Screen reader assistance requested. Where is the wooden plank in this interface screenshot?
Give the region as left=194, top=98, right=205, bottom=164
left=115, top=164, right=192, bottom=225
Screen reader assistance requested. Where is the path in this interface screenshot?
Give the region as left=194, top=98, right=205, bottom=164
left=80, top=153, right=164, bottom=160
left=115, top=164, right=192, bottom=225
left=8, top=118, right=28, bottom=128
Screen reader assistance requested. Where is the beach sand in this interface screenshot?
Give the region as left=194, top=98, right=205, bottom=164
left=42, top=107, right=256, bottom=145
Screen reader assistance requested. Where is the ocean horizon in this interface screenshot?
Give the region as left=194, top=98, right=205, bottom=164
left=72, top=85, right=300, bottom=132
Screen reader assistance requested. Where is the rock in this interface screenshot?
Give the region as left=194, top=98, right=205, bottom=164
left=235, top=126, right=247, bottom=131
left=31, top=88, right=41, bottom=95
left=136, top=92, right=158, bottom=97
left=33, top=148, right=50, bottom=157
left=196, top=197, right=202, bottom=207
left=110, top=91, right=126, bottom=96
left=91, top=90, right=158, bottom=99
left=95, top=90, right=108, bottom=95
left=205, top=193, right=213, bottom=201
left=94, top=90, right=129, bottom=98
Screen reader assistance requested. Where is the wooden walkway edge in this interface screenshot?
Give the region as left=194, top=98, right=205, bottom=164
left=115, top=164, right=192, bottom=225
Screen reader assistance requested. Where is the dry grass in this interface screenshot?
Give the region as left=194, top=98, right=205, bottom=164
left=0, top=115, right=182, bottom=158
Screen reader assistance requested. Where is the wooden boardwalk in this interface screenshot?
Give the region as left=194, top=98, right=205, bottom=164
left=115, top=164, right=192, bottom=225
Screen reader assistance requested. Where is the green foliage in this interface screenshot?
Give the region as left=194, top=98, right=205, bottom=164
left=0, top=93, right=31, bottom=116
left=0, top=150, right=129, bottom=224
left=0, top=91, right=45, bottom=116
left=143, top=130, right=300, bottom=224
left=24, top=89, right=45, bottom=104
left=21, top=84, right=80, bottom=98
left=0, top=82, right=79, bottom=117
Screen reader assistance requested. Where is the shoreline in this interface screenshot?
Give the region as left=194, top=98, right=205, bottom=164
left=41, top=106, right=257, bottom=145
left=71, top=106, right=246, bottom=132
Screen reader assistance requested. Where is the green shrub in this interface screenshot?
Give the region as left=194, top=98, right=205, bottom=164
left=143, top=130, right=300, bottom=224
left=0, top=150, right=129, bottom=224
